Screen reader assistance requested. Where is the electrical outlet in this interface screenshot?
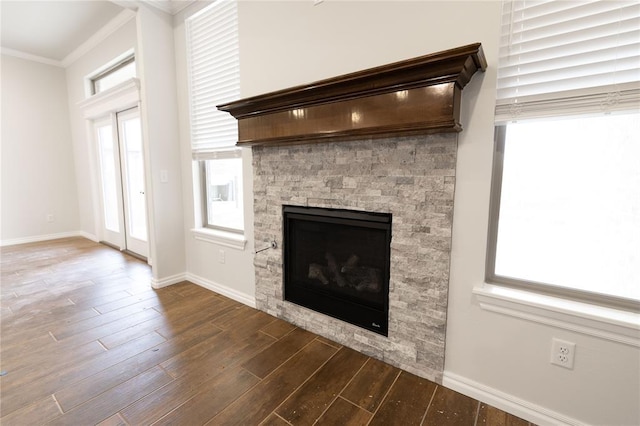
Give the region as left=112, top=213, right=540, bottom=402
left=218, top=249, right=225, bottom=264
left=551, top=338, right=576, bottom=369
left=46, top=214, right=54, bottom=223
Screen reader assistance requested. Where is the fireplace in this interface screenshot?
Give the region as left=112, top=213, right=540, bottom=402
left=283, top=205, right=391, bottom=335
left=218, top=44, right=486, bottom=382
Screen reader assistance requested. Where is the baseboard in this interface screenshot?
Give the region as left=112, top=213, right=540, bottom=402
left=150, top=273, right=188, bottom=289
left=78, top=231, right=99, bottom=242
left=0, top=231, right=95, bottom=247
left=148, top=272, right=256, bottom=310
left=186, top=272, right=256, bottom=308
left=442, top=371, right=585, bottom=426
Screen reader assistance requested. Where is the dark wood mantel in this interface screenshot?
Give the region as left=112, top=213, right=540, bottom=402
left=218, top=43, right=487, bottom=147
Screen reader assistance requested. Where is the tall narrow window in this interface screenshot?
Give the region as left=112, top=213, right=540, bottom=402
left=487, top=1, right=640, bottom=310
left=185, top=0, right=243, bottom=233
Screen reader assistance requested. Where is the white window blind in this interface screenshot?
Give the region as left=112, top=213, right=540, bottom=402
left=186, top=0, right=240, bottom=158
left=496, top=0, right=640, bottom=122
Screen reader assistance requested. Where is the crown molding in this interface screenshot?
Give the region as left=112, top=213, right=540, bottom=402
left=152, top=0, right=198, bottom=15
left=123, top=0, right=197, bottom=15
left=1, top=47, right=63, bottom=67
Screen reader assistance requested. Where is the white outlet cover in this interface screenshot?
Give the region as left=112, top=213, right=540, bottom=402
left=551, top=338, right=576, bottom=369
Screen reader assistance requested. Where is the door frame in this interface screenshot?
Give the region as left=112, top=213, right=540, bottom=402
left=79, top=78, right=151, bottom=264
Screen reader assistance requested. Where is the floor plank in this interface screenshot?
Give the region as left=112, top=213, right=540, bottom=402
left=477, top=403, right=532, bottom=426
left=53, top=320, right=223, bottom=412
left=0, top=339, right=105, bottom=387
left=121, top=331, right=275, bottom=424
left=340, top=357, right=401, bottom=412
left=52, top=307, right=163, bottom=347
left=316, top=397, right=372, bottom=426
left=209, top=340, right=337, bottom=425
left=259, top=413, right=292, bottom=426
left=259, top=316, right=297, bottom=339
left=241, top=327, right=316, bottom=379
left=152, top=365, right=260, bottom=425
left=1, top=331, right=165, bottom=415
left=422, top=386, right=479, bottom=426
left=368, top=371, right=437, bottom=426
left=276, top=346, right=369, bottom=425
left=48, top=366, right=174, bottom=425
left=0, top=395, right=62, bottom=425
left=96, top=413, right=128, bottom=426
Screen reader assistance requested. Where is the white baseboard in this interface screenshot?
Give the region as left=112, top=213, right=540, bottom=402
left=150, top=273, right=188, bottom=289
left=442, top=371, right=585, bottom=426
left=146, top=272, right=255, bottom=309
left=186, top=272, right=256, bottom=308
left=78, top=231, right=99, bottom=242
left=0, top=231, right=95, bottom=247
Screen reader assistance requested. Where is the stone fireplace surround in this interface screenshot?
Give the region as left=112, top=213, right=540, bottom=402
left=253, top=134, right=457, bottom=381
left=219, top=44, right=486, bottom=383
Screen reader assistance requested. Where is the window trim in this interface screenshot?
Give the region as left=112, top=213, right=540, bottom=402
left=199, top=158, right=244, bottom=235
left=486, top=124, right=640, bottom=313
left=473, top=284, right=640, bottom=348
left=91, top=55, right=136, bottom=95
left=191, top=226, right=247, bottom=251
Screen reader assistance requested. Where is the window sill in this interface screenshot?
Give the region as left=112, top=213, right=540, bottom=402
left=473, top=284, right=640, bottom=347
left=191, top=228, right=247, bottom=250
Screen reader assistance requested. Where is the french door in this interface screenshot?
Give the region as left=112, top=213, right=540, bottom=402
left=94, top=107, right=148, bottom=259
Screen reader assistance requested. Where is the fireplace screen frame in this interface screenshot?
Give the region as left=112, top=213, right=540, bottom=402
left=283, top=205, right=391, bottom=336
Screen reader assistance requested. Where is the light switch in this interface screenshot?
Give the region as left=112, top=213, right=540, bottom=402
left=160, top=170, right=169, bottom=183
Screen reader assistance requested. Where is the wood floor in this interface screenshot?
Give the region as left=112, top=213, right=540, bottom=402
left=1, top=237, right=534, bottom=425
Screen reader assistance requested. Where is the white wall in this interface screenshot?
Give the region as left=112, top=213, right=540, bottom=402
left=1, top=55, right=79, bottom=243
left=65, top=18, right=138, bottom=240
left=173, top=1, right=638, bottom=425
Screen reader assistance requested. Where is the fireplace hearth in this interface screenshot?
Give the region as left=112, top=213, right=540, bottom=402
left=283, top=205, right=391, bottom=335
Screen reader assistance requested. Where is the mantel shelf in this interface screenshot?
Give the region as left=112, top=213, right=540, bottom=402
left=218, top=43, right=487, bottom=147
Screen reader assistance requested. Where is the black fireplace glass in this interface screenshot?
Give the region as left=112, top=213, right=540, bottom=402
left=283, top=205, right=391, bottom=336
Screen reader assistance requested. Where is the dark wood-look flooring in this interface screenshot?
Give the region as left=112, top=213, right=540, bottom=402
left=1, top=238, right=534, bottom=425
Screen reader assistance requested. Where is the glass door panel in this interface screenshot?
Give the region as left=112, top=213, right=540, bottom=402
left=95, top=119, right=124, bottom=248
left=121, top=116, right=147, bottom=241
left=117, top=108, right=148, bottom=258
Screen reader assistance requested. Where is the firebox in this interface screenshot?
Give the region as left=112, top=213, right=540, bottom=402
left=283, top=205, right=391, bottom=336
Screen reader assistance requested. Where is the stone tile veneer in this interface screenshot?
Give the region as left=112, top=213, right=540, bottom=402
left=252, top=133, right=457, bottom=383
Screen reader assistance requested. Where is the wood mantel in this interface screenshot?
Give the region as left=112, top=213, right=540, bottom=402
left=218, top=43, right=487, bottom=147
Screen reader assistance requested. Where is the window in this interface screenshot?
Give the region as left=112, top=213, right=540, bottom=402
left=487, top=1, right=640, bottom=310
left=92, top=55, right=136, bottom=95
left=201, top=155, right=244, bottom=232
left=186, top=0, right=243, bottom=233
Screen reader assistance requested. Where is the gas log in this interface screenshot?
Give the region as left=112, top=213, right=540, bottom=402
left=308, top=253, right=382, bottom=293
